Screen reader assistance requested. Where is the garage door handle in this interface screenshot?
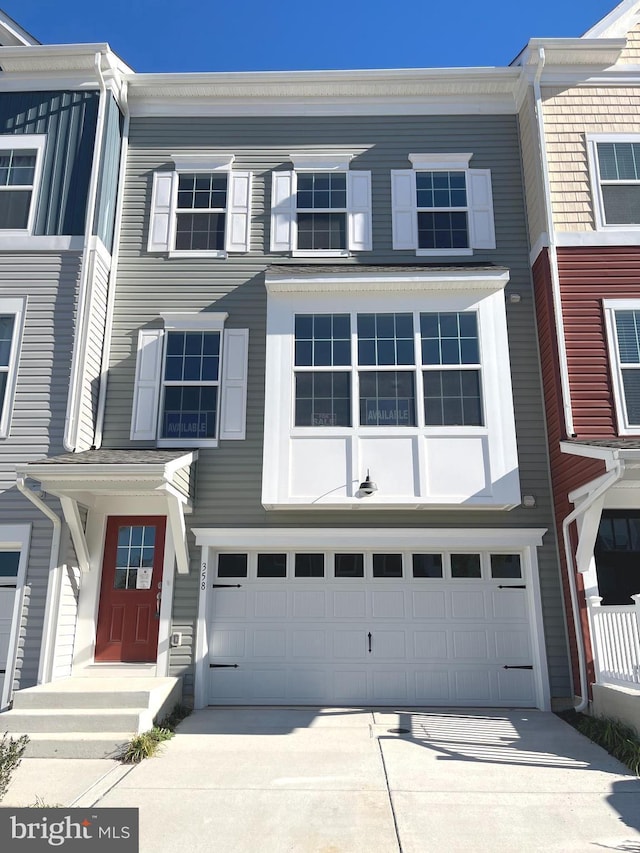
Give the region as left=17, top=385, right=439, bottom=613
left=212, top=583, right=243, bottom=588
left=368, top=632, right=372, bottom=653
left=503, top=665, right=533, bottom=670
left=498, top=585, right=526, bottom=589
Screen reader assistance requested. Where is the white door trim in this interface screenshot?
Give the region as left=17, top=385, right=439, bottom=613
left=0, top=523, right=31, bottom=710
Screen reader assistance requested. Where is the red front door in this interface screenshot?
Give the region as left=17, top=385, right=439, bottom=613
left=95, top=516, right=166, bottom=662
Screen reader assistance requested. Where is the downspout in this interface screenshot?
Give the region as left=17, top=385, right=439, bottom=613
left=561, top=460, right=624, bottom=712
left=534, top=48, right=575, bottom=437
left=16, top=477, right=62, bottom=686
left=94, top=77, right=129, bottom=448
left=64, top=50, right=108, bottom=451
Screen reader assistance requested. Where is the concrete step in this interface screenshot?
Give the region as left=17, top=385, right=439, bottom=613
left=12, top=678, right=178, bottom=710
left=75, top=664, right=157, bottom=678
left=0, top=707, right=154, bottom=734
left=24, top=732, right=131, bottom=760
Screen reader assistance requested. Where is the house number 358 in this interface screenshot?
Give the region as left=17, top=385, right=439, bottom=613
left=201, top=562, right=207, bottom=591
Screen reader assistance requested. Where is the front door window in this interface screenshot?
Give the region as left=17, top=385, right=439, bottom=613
left=595, top=511, right=640, bottom=605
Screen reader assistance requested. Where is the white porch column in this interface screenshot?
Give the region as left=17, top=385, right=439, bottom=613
left=587, top=595, right=604, bottom=685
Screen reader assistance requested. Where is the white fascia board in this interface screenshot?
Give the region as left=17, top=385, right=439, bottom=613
left=160, top=312, right=228, bottom=330
left=22, top=463, right=170, bottom=484
left=0, top=44, right=132, bottom=75
left=163, top=451, right=197, bottom=479
left=556, top=230, right=640, bottom=247
left=290, top=152, right=354, bottom=171
left=516, top=39, right=625, bottom=73
left=409, top=153, right=473, bottom=169
left=171, top=154, right=234, bottom=171
left=193, top=527, right=547, bottom=549
left=265, top=270, right=510, bottom=295
left=129, top=95, right=520, bottom=118
left=560, top=441, right=620, bottom=463
left=0, top=11, right=39, bottom=46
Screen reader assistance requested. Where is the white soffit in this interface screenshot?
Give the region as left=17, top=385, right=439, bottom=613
left=264, top=268, right=510, bottom=294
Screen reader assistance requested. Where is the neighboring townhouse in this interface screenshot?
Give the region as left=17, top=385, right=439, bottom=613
left=0, top=14, right=128, bottom=713
left=16, top=63, right=570, bottom=727
left=517, top=0, right=640, bottom=729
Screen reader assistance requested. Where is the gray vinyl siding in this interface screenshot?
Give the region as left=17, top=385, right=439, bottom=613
left=51, top=524, right=81, bottom=681
left=94, top=95, right=123, bottom=252
left=103, top=114, right=569, bottom=700
left=0, top=91, right=99, bottom=237
left=76, top=247, right=111, bottom=452
left=0, top=252, right=81, bottom=689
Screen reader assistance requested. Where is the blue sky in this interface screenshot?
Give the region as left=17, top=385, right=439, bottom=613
left=3, top=0, right=620, bottom=72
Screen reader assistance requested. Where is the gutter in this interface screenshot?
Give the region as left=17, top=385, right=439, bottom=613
left=16, top=476, right=62, bottom=686
left=534, top=48, right=575, bottom=438
left=94, top=79, right=130, bottom=448
left=64, top=50, right=109, bottom=452
left=561, top=460, right=624, bottom=712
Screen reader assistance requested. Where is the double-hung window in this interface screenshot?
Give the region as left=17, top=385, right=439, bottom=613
left=0, top=298, right=26, bottom=439
left=604, top=300, right=640, bottom=433
left=270, top=153, right=372, bottom=255
left=292, top=310, right=484, bottom=429
left=589, top=136, right=640, bottom=227
left=130, top=313, right=249, bottom=447
left=148, top=154, right=252, bottom=257
left=0, top=135, right=46, bottom=234
left=391, top=153, right=495, bottom=255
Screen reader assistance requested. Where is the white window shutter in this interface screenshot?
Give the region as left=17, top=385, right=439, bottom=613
left=130, top=329, right=164, bottom=440
left=468, top=169, right=496, bottom=250
left=220, top=329, right=249, bottom=440
left=225, top=171, right=252, bottom=253
left=147, top=172, right=174, bottom=253
left=270, top=170, right=296, bottom=252
left=347, top=171, right=372, bottom=251
left=391, top=170, right=417, bottom=250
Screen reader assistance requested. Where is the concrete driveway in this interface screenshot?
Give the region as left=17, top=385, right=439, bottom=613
left=5, top=708, right=640, bottom=852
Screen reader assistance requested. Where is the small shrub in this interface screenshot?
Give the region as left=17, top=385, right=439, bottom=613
left=119, top=704, right=191, bottom=764
left=559, top=710, right=640, bottom=776
left=0, top=732, right=29, bottom=802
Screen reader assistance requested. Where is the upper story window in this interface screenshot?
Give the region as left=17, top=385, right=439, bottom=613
left=391, top=153, right=495, bottom=256
left=130, top=313, right=249, bottom=447
left=147, top=154, right=251, bottom=258
left=0, top=298, right=26, bottom=439
left=270, top=153, right=371, bottom=256
left=0, top=135, right=46, bottom=235
left=293, top=310, right=483, bottom=429
left=589, top=136, right=640, bottom=228
left=604, top=300, right=640, bottom=434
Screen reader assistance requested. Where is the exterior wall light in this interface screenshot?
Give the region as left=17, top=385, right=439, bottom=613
left=522, top=494, right=536, bottom=508
left=358, top=470, right=378, bottom=496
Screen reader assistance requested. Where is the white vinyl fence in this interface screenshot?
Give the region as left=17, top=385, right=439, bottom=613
left=588, top=594, right=640, bottom=688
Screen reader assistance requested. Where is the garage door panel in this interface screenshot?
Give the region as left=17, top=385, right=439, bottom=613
left=454, top=669, right=492, bottom=701
left=334, top=669, right=368, bottom=703
left=492, top=589, right=527, bottom=619
left=453, top=630, right=489, bottom=660
left=373, top=631, right=406, bottom=659
left=332, top=590, right=366, bottom=618
left=212, top=589, right=248, bottom=619
left=414, top=631, right=448, bottom=660
left=495, top=629, right=531, bottom=660
left=333, top=631, right=367, bottom=659
left=412, top=590, right=446, bottom=618
left=292, top=630, right=327, bottom=659
left=210, top=628, right=246, bottom=659
left=254, top=590, right=287, bottom=618
left=415, top=670, right=451, bottom=701
left=450, top=590, right=487, bottom=618
left=372, top=670, right=408, bottom=703
left=371, top=590, right=405, bottom=617
left=497, top=668, right=535, bottom=703
left=253, top=629, right=287, bottom=658
left=251, top=669, right=287, bottom=700
left=293, top=590, right=326, bottom=618
left=291, top=669, right=328, bottom=701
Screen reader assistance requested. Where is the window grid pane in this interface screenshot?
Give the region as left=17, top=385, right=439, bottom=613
left=297, top=212, right=346, bottom=250
left=359, top=370, right=416, bottom=426
left=357, top=313, right=414, bottom=366
left=114, top=525, right=156, bottom=590
left=420, top=312, right=479, bottom=366
left=295, top=372, right=351, bottom=426
left=0, top=151, right=36, bottom=187
left=423, top=369, right=483, bottom=426
left=295, top=314, right=351, bottom=367
left=175, top=173, right=227, bottom=250
left=416, top=171, right=469, bottom=250
left=297, top=173, right=347, bottom=210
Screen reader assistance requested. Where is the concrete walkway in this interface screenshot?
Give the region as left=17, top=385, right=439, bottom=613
left=4, top=708, right=640, bottom=852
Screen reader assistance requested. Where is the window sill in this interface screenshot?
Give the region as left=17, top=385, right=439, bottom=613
left=291, top=250, right=350, bottom=258
left=157, top=439, right=219, bottom=448
left=416, top=248, right=473, bottom=257
left=168, top=250, right=228, bottom=259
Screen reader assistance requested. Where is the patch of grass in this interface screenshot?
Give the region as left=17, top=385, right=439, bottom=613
left=119, top=703, right=192, bottom=764
left=559, top=710, right=640, bottom=776
left=0, top=732, right=29, bottom=802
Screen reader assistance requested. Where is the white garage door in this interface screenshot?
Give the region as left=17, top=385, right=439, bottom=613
left=207, top=549, right=537, bottom=706
left=0, top=551, right=21, bottom=705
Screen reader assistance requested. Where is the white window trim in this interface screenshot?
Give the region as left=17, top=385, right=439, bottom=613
left=0, top=523, right=31, bottom=711
left=392, top=153, right=495, bottom=256
left=157, top=312, right=228, bottom=449
left=0, top=134, right=46, bottom=236
left=587, top=134, right=640, bottom=232
left=271, top=152, right=372, bottom=257
left=130, top=312, right=249, bottom=446
left=603, top=298, right=640, bottom=435
left=0, top=296, right=26, bottom=439
left=148, top=154, right=252, bottom=258
left=292, top=310, right=486, bottom=431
